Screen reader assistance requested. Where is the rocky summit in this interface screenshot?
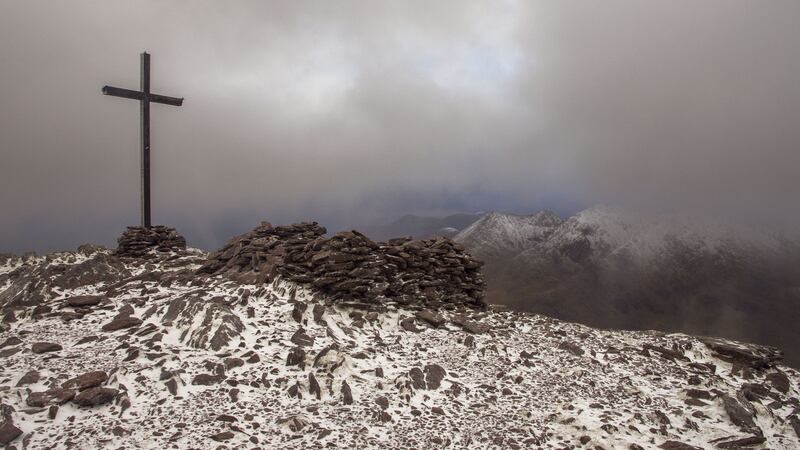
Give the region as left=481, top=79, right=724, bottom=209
left=197, top=221, right=486, bottom=309
left=0, top=224, right=799, bottom=449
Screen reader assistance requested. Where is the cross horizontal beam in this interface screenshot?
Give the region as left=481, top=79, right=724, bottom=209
left=102, top=85, right=184, bottom=106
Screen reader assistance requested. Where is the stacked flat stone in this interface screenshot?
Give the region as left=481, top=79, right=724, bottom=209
left=197, top=221, right=486, bottom=309
left=116, top=226, right=187, bottom=258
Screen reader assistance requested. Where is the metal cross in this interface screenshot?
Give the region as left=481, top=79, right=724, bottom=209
left=102, top=52, right=183, bottom=228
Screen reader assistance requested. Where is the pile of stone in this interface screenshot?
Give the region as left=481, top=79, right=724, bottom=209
left=197, top=221, right=485, bottom=309
left=115, top=226, right=187, bottom=258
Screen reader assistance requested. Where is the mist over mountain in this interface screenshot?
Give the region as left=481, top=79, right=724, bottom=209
left=449, top=206, right=800, bottom=367
left=358, top=213, right=483, bottom=241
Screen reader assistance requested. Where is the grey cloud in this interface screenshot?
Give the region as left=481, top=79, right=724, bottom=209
left=1, top=1, right=798, bottom=253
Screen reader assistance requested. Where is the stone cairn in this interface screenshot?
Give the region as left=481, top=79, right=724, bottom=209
left=115, top=226, right=187, bottom=258
left=197, top=221, right=486, bottom=309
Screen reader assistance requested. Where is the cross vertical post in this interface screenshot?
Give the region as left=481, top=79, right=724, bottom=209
left=140, top=52, right=151, bottom=228
left=102, top=52, right=183, bottom=229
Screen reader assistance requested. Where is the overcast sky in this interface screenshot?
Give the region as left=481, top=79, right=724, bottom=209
left=1, top=1, right=799, bottom=253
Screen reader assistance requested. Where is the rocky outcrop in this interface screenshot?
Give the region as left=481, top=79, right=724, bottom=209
left=700, top=337, right=783, bottom=370
left=197, top=221, right=485, bottom=309
left=116, top=226, right=187, bottom=258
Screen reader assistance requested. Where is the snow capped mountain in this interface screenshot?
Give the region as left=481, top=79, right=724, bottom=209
left=453, top=210, right=563, bottom=259
left=458, top=205, right=789, bottom=266
left=534, top=205, right=788, bottom=265
left=2, top=240, right=799, bottom=449
left=455, top=206, right=800, bottom=368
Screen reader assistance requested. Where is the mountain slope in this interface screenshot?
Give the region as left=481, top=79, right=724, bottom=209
left=454, top=210, right=563, bottom=259
left=1, top=237, right=799, bottom=448
left=456, top=207, right=800, bottom=367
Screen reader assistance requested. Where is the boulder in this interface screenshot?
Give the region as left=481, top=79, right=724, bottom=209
left=72, top=387, right=118, bottom=407
left=65, top=295, right=104, bottom=307
left=424, top=364, right=447, bottom=390
left=286, top=347, right=306, bottom=368
left=26, top=388, right=76, bottom=407
left=192, top=374, right=224, bottom=385
left=102, top=315, right=143, bottom=332
left=62, top=371, right=107, bottom=391
left=416, top=309, right=445, bottom=327
left=0, top=420, right=22, bottom=446
left=31, top=342, right=62, bottom=353
left=16, top=370, right=40, bottom=386
left=341, top=380, right=353, bottom=405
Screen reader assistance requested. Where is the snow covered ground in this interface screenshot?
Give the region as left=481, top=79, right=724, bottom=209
left=1, top=247, right=798, bottom=449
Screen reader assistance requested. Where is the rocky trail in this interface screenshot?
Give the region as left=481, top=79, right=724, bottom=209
left=0, top=224, right=799, bottom=449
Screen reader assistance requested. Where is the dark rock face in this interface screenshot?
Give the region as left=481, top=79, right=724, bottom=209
left=73, top=387, right=118, bottom=407
left=197, top=221, right=486, bottom=309
left=116, top=226, right=187, bottom=258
